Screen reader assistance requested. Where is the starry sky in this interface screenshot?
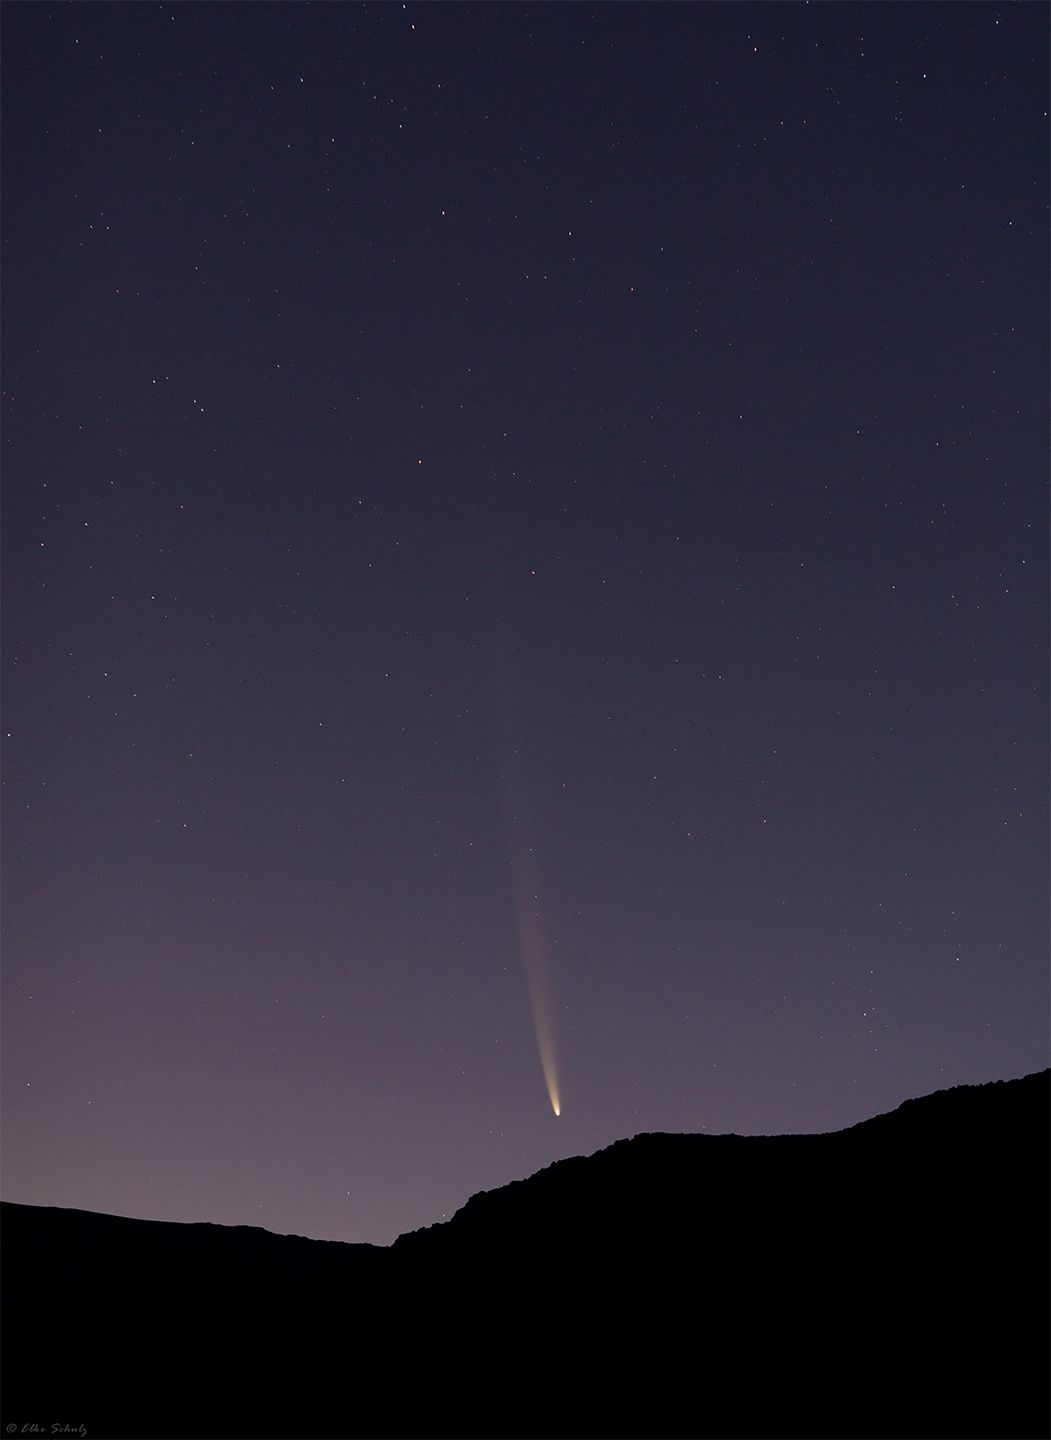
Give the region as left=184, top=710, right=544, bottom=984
left=3, top=2, right=1047, bottom=1247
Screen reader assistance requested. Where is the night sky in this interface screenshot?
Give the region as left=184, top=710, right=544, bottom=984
left=3, top=2, right=1047, bottom=1247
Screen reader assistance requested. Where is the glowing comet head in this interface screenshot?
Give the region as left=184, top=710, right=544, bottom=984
left=553, top=1101, right=560, bottom=1117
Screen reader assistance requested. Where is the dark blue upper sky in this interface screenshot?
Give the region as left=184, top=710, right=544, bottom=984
left=3, top=2, right=1047, bottom=1245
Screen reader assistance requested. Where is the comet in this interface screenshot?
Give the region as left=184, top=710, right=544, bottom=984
left=491, top=667, right=563, bottom=1118
left=512, top=841, right=562, bottom=1118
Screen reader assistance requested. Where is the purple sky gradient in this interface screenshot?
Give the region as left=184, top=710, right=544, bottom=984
left=3, top=2, right=1047, bottom=1245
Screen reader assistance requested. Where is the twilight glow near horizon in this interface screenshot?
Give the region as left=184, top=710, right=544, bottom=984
left=2, top=2, right=1047, bottom=1246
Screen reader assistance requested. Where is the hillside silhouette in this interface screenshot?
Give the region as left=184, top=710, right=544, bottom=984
left=3, top=1070, right=1048, bottom=1439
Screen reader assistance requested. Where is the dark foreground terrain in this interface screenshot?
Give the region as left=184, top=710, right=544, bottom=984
left=3, top=1070, right=1048, bottom=1439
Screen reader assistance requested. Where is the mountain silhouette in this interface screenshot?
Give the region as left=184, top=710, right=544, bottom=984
left=3, top=1070, right=1047, bottom=1439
